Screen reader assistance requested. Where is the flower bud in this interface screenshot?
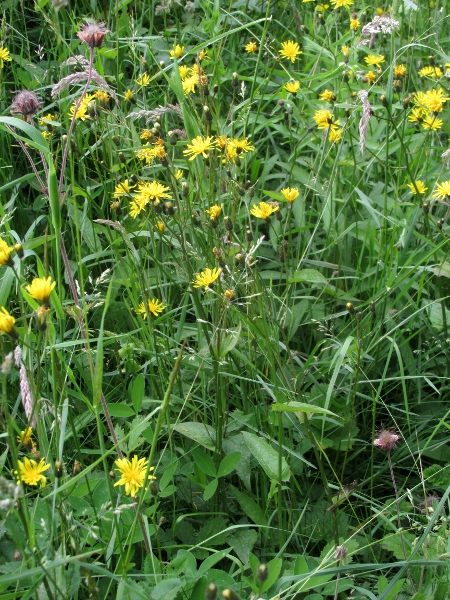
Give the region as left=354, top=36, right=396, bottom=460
left=77, top=22, right=110, bottom=48
left=206, top=583, right=218, bottom=600
left=346, top=302, right=355, bottom=315
left=72, top=460, right=82, bottom=476
left=14, top=244, right=24, bottom=259
left=54, top=461, right=63, bottom=478
left=224, top=216, right=233, bottom=231
left=182, top=182, right=189, bottom=197
left=232, top=72, right=239, bottom=87
left=257, top=564, right=269, bottom=582
left=118, top=152, right=127, bottom=164
left=222, top=590, right=240, bottom=600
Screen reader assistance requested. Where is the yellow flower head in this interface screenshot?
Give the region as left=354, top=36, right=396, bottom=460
left=281, top=187, right=300, bottom=203
left=25, top=276, right=56, bottom=305
left=192, top=267, right=222, bottom=289
left=15, top=457, right=50, bottom=488
left=394, top=64, right=407, bottom=77
left=114, top=455, right=155, bottom=497
left=17, top=427, right=33, bottom=446
left=135, top=73, right=151, bottom=87
left=407, top=180, right=428, bottom=195
left=418, top=66, right=443, bottom=79
left=198, top=49, right=207, bottom=61
left=183, top=136, right=216, bottom=160
left=0, top=46, right=12, bottom=69
left=350, top=18, right=360, bottom=30
left=205, top=204, right=223, bottom=219
left=178, top=65, right=189, bottom=80
left=135, top=145, right=158, bottom=164
left=250, top=201, right=279, bottom=220
left=279, top=41, right=302, bottom=63
left=136, top=181, right=172, bottom=204
left=156, top=221, right=165, bottom=233
left=38, top=113, right=58, bottom=127
left=365, top=70, right=376, bottom=84
left=331, top=0, right=353, bottom=7
left=182, top=73, right=198, bottom=95
left=414, top=89, right=449, bottom=113
left=422, top=115, right=443, bottom=130
left=328, top=127, right=343, bottom=143
left=313, top=109, right=338, bottom=129
left=113, top=179, right=134, bottom=199
left=137, top=298, right=167, bottom=318
left=0, top=307, right=15, bottom=335
left=0, top=238, right=13, bottom=267
left=124, top=89, right=134, bottom=101
left=228, top=138, right=255, bottom=154
left=319, top=89, right=335, bottom=102
left=245, top=41, right=258, bottom=54
left=174, top=169, right=183, bottom=180
left=285, top=80, right=300, bottom=94
left=364, top=54, right=385, bottom=67
left=95, top=90, right=110, bottom=103
left=140, top=128, right=153, bottom=141
left=433, top=180, right=450, bottom=200
left=169, top=44, right=184, bottom=59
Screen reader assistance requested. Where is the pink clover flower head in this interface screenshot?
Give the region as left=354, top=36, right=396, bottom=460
left=10, top=90, right=42, bottom=118
left=77, top=21, right=110, bottom=48
left=373, top=429, right=400, bottom=452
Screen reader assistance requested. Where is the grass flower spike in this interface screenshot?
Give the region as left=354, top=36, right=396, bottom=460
left=192, top=268, right=221, bottom=289
left=279, top=41, right=302, bottom=63
left=15, top=457, right=51, bottom=487
left=114, top=455, right=155, bottom=497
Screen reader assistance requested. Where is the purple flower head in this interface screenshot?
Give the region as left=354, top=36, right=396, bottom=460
left=374, top=429, right=400, bottom=452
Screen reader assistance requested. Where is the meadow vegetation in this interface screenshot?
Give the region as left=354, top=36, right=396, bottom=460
left=0, top=0, right=449, bottom=598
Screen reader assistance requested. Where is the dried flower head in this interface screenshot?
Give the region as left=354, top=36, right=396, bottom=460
left=77, top=21, right=110, bottom=48
left=373, top=429, right=400, bottom=452
left=10, top=91, right=42, bottom=119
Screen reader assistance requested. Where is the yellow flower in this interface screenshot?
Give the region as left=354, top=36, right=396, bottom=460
left=433, top=181, right=450, bottom=200
left=192, top=267, right=222, bottom=289
left=407, top=180, right=428, bottom=195
left=95, top=90, right=110, bottom=103
left=285, top=80, right=300, bottom=94
left=174, top=169, right=183, bottom=180
left=205, top=204, right=223, bottom=219
left=313, top=109, right=339, bottom=129
left=178, top=65, right=189, bottom=80
left=394, top=64, right=407, bottom=77
left=17, top=427, right=33, bottom=446
left=38, top=113, right=57, bottom=127
left=328, top=127, right=343, bottom=143
left=135, top=145, right=158, bottom=164
left=317, top=3, right=329, bottom=11
left=25, top=276, right=56, bottom=304
left=408, top=107, right=427, bottom=123
left=0, top=307, right=15, bottom=335
left=364, top=54, right=385, bottom=67
left=0, top=238, right=13, bottom=267
left=183, top=136, right=216, bottom=160
left=114, top=455, right=155, bottom=497
left=182, top=73, right=198, bottom=95
left=245, top=41, right=258, bottom=53
left=169, top=44, right=184, bottom=59
left=198, top=49, right=207, bottom=61
left=140, top=128, right=152, bottom=141
left=68, top=93, right=95, bottom=121
left=15, top=457, right=50, bottom=488
left=365, top=70, right=376, bottom=84
left=330, top=0, right=353, bottom=7
left=228, top=138, right=255, bottom=154
left=319, top=89, right=335, bottom=102
left=129, top=197, right=149, bottom=218
left=137, top=298, right=167, bottom=318
left=279, top=41, right=302, bottom=63
left=156, top=221, right=165, bottom=233
left=41, top=131, right=51, bottom=141
left=113, top=179, right=134, bottom=199
left=250, top=201, right=279, bottom=220
left=341, top=46, right=349, bottom=57
left=124, top=89, right=134, bottom=101
left=281, top=187, right=299, bottom=203
left=224, top=289, right=235, bottom=301
left=0, top=46, right=12, bottom=69
left=135, top=73, right=151, bottom=87
left=135, top=181, right=172, bottom=204
left=415, top=89, right=449, bottom=113
left=418, top=66, right=443, bottom=78
left=422, top=115, right=443, bottom=130
left=350, top=18, right=360, bottom=30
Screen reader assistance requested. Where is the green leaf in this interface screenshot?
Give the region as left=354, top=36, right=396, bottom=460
left=106, top=403, right=135, bottom=417
left=259, top=557, right=283, bottom=593
left=198, top=548, right=231, bottom=576
left=227, top=529, right=258, bottom=564
left=242, top=432, right=290, bottom=482
left=288, top=269, right=327, bottom=284
left=172, top=422, right=216, bottom=451
left=203, top=478, right=218, bottom=501
left=130, top=374, right=145, bottom=414
left=272, top=402, right=339, bottom=418
left=219, top=322, right=241, bottom=357
left=217, top=452, right=241, bottom=478
left=192, top=448, right=217, bottom=477
left=229, top=485, right=266, bottom=526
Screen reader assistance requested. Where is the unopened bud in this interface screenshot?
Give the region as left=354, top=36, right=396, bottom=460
left=206, top=583, right=218, bottom=600
left=203, top=106, right=212, bottom=121
left=222, top=590, right=240, bottom=600
left=224, top=216, right=233, bottom=231
left=159, top=60, right=165, bottom=69
left=54, top=461, right=63, bottom=478
left=346, top=302, right=355, bottom=315
left=118, top=152, right=127, bottom=164
left=232, top=72, right=239, bottom=87
left=245, top=227, right=253, bottom=242
left=381, top=95, right=388, bottom=107
left=182, top=181, right=189, bottom=197
left=72, top=460, right=82, bottom=476
left=14, top=243, right=24, bottom=259
left=257, top=563, right=269, bottom=582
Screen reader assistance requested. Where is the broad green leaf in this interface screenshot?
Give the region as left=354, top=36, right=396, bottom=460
left=203, top=478, right=218, bottom=501
left=198, top=548, right=231, bottom=576
left=227, top=529, right=258, bottom=564
left=219, top=322, right=241, bottom=357
left=172, top=422, right=216, bottom=451
left=289, top=269, right=327, bottom=284
left=229, top=485, right=265, bottom=526
left=106, top=403, right=135, bottom=417
left=192, top=448, right=216, bottom=478
left=217, top=452, right=241, bottom=478
left=260, top=557, right=283, bottom=593
left=272, top=402, right=339, bottom=418
left=242, top=432, right=290, bottom=482
left=130, top=373, right=145, bottom=414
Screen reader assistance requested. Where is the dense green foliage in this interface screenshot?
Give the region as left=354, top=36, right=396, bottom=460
left=0, top=0, right=449, bottom=598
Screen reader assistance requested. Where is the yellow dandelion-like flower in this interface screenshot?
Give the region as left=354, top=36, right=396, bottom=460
left=350, top=17, right=360, bottom=30
left=135, top=73, right=151, bottom=87
left=415, top=89, right=449, bottom=113
left=407, top=180, right=428, bottom=195
left=341, top=46, right=349, bottom=57
left=129, top=197, right=148, bottom=219
left=140, top=128, right=153, bottom=141
left=156, top=221, right=165, bottom=233
left=328, top=127, right=343, bottom=143
left=136, top=181, right=172, bottom=203
left=281, top=187, right=299, bottom=203
left=317, top=3, right=329, bottom=11
left=421, top=115, right=443, bottom=130
left=279, top=40, right=302, bottom=63
left=182, top=73, right=198, bottom=95
left=418, top=66, right=443, bottom=79
left=124, top=89, right=134, bottom=101
left=433, top=181, right=450, bottom=200
left=14, top=457, right=50, bottom=488
left=365, top=70, right=376, bottom=84
left=285, top=80, right=300, bottom=94
left=319, top=89, right=335, bottom=102
left=169, top=44, right=184, bottom=59
left=25, top=276, right=56, bottom=305
left=137, top=298, right=167, bottom=318
left=174, top=169, right=183, bottom=180
left=228, top=137, right=255, bottom=154
left=113, top=179, right=134, bottom=199
left=245, top=41, right=258, bottom=53
left=224, top=289, right=235, bottom=301
left=250, top=201, right=279, bottom=220
left=114, top=455, right=155, bottom=497
left=95, top=90, right=110, bottom=103
left=178, top=65, right=189, bottom=80
left=0, top=46, right=12, bottom=69
left=38, top=113, right=57, bottom=127
left=0, top=238, right=14, bottom=267
left=313, top=109, right=338, bottom=129
left=198, top=49, right=207, bottom=61
left=17, top=427, right=33, bottom=446
left=41, top=131, right=51, bottom=141
left=330, top=0, right=353, bottom=7
left=394, top=64, right=407, bottom=77
left=205, top=204, right=223, bottom=219
left=0, top=307, right=15, bottom=335
left=183, top=136, right=216, bottom=160
left=135, top=145, right=158, bottom=164
left=408, top=107, right=427, bottom=123
left=364, top=54, right=385, bottom=67
left=192, top=267, right=222, bottom=289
